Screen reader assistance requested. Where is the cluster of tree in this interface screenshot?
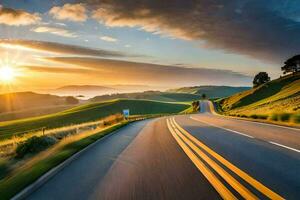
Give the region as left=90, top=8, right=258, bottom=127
left=192, top=101, right=200, bottom=112
left=282, top=55, right=300, bottom=74
left=253, top=55, right=299, bottom=88
left=253, top=72, right=270, bottom=88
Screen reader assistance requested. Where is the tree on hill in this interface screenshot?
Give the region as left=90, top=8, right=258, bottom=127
left=282, top=55, right=300, bottom=74
left=253, top=72, right=270, bottom=87
left=65, top=96, right=79, bottom=104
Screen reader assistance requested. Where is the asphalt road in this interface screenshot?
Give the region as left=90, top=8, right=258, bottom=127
left=26, top=101, right=300, bottom=200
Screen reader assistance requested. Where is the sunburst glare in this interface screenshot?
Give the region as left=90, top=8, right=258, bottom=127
left=0, top=65, right=15, bottom=83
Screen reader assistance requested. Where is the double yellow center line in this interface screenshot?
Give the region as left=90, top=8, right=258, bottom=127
left=166, top=117, right=284, bottom=200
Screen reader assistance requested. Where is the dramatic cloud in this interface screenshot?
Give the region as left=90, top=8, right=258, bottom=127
left=32, top=26, right=77, bottom=38
left=100, top=36, right=118, bottom=42
left=0, top=39, right=127, bottom=57
left=44, top=57, right=251, bottom=86
left=23, top=65, right=95, bottom=74
left=0, top=5, right=41, bottom=26
left=49, top=3, right=87, bottom=22
left=88, top=0, right=300, bottom=63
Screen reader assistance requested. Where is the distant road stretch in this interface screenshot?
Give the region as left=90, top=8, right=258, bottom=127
left=26, top=101, right=300, bottom=200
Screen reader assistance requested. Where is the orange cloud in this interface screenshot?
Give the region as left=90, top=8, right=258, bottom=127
left=0, top=5, right=41, bottom=26
left=32, top=26, right=77, bottom=38
left=44, top=57, right=251, bottom=86
left=100, top=36, right=118, bottom=42
left=0, top=39, right=128, bottom=57
left=92, top=7, right=192, bottom=40
left=88, top=0, right=300, bottom=63
left=49, top=3, right=87, bottom=22
left=23, top=65, right=95, bottom=74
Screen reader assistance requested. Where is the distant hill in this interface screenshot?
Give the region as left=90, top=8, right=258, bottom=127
left=56, top=85, right=114, bottom=92
left=49, top=84, right=155, bottom=99
left=90, top=91, right=202, bottom=102
left=0, top=92, right=68, bottom=113
left=51, top=85, right=116, bottom=99
left=168, top=86, right=250, bottom=98
left=0, top=105, right=74, bottom=122
left=0, top=99, right=189, bottom=140
left=216, top=73, right=300, bottom=115
left=106, top=84, right=153, bottom=91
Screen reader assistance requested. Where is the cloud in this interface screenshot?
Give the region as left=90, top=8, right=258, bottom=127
left=0, top=39, right=127, bottom=57
left=44, top=57, right=251, bottom=86
left=88, top=0, right=300, bottom=63
left=23, top=65, right=95, bottom=74
left=49, top=3, right=87, bottom=22
left=0, top=5, right=41, bottom=26
left=32, top=26, right=77, bottom=38
left=100, top=36, right=118, bottom=42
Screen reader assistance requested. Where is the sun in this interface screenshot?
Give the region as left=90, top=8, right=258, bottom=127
left=0, top=65, right=15, bottom=83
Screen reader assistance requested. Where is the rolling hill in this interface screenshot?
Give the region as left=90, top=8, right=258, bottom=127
left=216, top=73, right=300, bottom=116
left=55, top=85, right=114, bottom=92
left=0, top=99, right=190, bottom=140
left=168, top=85, right=250, bottom=98
left=90, top=91, right=202, bottom=102
left=46, top=84, right=154, bottom=99
left=0, top=92, right=68, bottom=113
left=48, top=85, right=116, bottom=99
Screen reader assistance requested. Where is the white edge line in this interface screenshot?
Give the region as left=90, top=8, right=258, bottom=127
left=190, top=116, right=254, bottom=139
left=208, top=101, right=300, bottom=132
left=268, top=141, right=300, bottom=153
left=231, top=118, right=300, bottom=132
left=190, top=116, right=300, bottom=154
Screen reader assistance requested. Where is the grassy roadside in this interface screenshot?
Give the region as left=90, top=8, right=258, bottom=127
left=0, top=99, right=190, bottom=140
left=212, top=100, right=300, bottom=128
left=0, top=99, right=193, bottom=199
left=212, top=74, right=300, bottom=127
left=0, top=122, right=128, bottom=200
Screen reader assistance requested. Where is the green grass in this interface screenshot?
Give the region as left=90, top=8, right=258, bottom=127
left=144, top=93, right=201, bottom=102
left=168, top=86, right=250, bottom=98
left=217, top=73, right=300, bottom=116
left=0, top=99, right=189, bottom=140
left=214, top=73, right=300, bottom=125
left=90, top=91, right=201, bottom=102
left=0, top=122, right=128, bottom=200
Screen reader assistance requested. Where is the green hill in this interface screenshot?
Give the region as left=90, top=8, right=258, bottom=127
left=90, top=91, right=201, bottom=102
left=216, top=73, right=300, bottom=116
left=168, top=86, right=250, bottom=98
left=0, top=99, right=189, bottom=140
left=0, top=92, right=68, bottom=113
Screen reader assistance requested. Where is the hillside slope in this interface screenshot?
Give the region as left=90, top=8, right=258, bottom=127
left=217, top=73, right=300, bottom=115
left=168, top=86, right=250, bottom=98
left=0, top=99, right=189, bottom=139
left=90, top=91, right=201, bottom=102
left=0, top=92, right=68, bottom=113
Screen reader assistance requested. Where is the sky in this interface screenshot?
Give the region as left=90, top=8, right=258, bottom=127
left=0, top=0, right=299, bottom=93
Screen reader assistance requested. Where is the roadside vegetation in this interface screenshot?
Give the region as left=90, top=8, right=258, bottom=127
left=0, top=118, right=126, bottom=200
left=90, top=91, right=202, bottom=102
left=214, top=55, right=300, bottom=126
left=0, top=99, right=193, bottom=199
left=167, top=85, right=250, bottom=98
left=0, top=99, right=190, bottom=140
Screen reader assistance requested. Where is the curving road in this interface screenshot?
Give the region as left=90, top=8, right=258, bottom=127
left=25, top=101, right=300, bottom=200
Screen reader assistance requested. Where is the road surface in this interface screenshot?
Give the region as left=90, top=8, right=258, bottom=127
left=26, top=101, right=300, bottom=200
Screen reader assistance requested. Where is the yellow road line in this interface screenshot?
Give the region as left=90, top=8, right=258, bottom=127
left=166, top=119, right=237, bottom=200
left=169, top=118, right=258, bottom=200
left=172, top=118, right=285, bottom=200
